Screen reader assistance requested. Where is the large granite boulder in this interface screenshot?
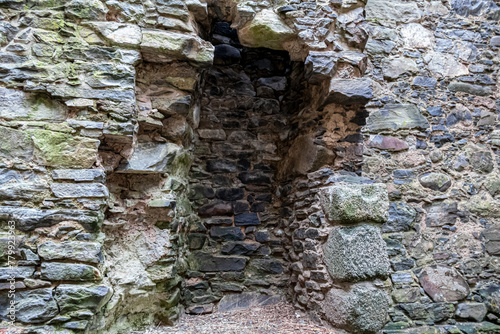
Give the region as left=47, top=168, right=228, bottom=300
left=320, top=183, right=389, bottom=224
left=322, top=282, right=390, bottom=333
left=323, top=225, right=390, bottom=281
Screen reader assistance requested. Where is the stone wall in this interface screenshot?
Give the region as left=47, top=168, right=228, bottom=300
left=0, top=0, right=499, bottom=333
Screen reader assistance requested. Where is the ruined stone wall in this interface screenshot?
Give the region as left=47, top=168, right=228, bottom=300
left=0, top=0, right=500, bottom=334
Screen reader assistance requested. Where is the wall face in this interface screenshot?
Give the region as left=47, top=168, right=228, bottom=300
left=0, top=0, right=500, bottom=334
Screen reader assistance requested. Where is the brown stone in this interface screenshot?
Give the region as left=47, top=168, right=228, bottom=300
left=367, top=135, right=408, bottom=152
left=419, top=265, right=470, bottom=302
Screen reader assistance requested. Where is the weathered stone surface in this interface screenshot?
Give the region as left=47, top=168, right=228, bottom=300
left=366, top=104, right=429, bottom=132
left=238, top=9, right=294, bottom=50
left=448, top=82, right=493, bottom=96
left=55, top=284, right=112, bottom=314
left=234, top=213, right=260, bottom=226
left=85, top=22, right=142, bottom=47
left=28, top=130, right=99, bottom=169
left=455, top=302, right=487, bottom=322
left=41, top=262, right=102, bottom=281
left=367, top=135, right=408, bottom=152
left=0, top=87, right=67, bottom=121
left=141, top=29, right=214, bottom=65
left=191, top=252, right=247, bottom=272
left=247, top=258, right=283, bottom=275
left=322, top=282, right=390, bottom=333
left=1, top=288, right=58, bottom=323
left=382, top=202, right=416, bottom=233
left=322, top=78, right=373, bottom=106
left=221, top=241, right=262, bottom=256
left=305, top=51, right=338, bottom=84
left=383, top=58, right=418, bottom=79
left=400, top=23, right=435, bottom=49
left=419, top=265, right=470, bottom=302
left=323, top=225, right=390, bottom=281
left=320, top=183, right=389, bottom=224
left=365, top=0, right=421, bottom=22
left=425, top=202, right=458, bottom=227
left=218, top=292, right=281, bottom=312
left=38, top=241, right=102, bottom=264
left=51, top=183, right=109, bottom=198
left=0, top=206, right=103, bottom=232
left=0, top=126, right=33, bottom=161
left=210, top=226, right=244, bottom=241
left=117, top=141, right=182, bottom=173
left=0, top=266, right=34, bottom=279
left=419, top=173, right=452, bottom=192
left=52, top=169, right=105, bottom=183
left=484, top=225, right=500, bottom=255
left=424, top=52, right=469, bottom=78
left=478, top=284, right=500, bottom=316
left=279, top=135, right=335, bottom=177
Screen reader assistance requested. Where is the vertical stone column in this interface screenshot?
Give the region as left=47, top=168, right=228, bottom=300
left=319, top=182, right=391, bottom=333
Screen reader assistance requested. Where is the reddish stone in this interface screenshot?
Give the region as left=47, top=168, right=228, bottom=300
left=368, top=135, right=409, bottom=152
left=419, top=265, right=470, bottom=302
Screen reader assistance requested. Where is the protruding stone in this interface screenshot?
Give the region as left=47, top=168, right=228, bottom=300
left=365, top=0, right=421, bottom=22
left=304, top=51, right=338, bottom=84
left=383, top=58, right=418, bottom=79
left=419, top=173, right=452, bottom=192
left=0, top=288, right=58, bottom=323
left=455, top=302, right=487, bottom=322
left=52, top=169, right=105, bottom=183
left=51, top=183, right=109, bottom=198
left=322, top=282, right=390, bottom=334
left=424, top=202, right=458, bottom=227
left=117, top=141, right=182, bottom=174
left=54, top=284, right=112, bottom=314
left=238, top=9, right=295, bottom=50
left=448, top=82, right=493, bottom=96
left=419, top=265, right=470, bottom=302
left=41, top=263, right=102, bottom=281
left=321, top=78, right=373, bottom=106
left=367, top=135, right=408, bottom=152
left=85, top=22, right=142, bottom=47
left=366, top=104, right=429, bottom=132
left=38, top=241, right=102, bottom=264
left=484, top=225, right=500, bottom=255
left=424, top=52, right=469, bottom=78
left=323, top=225, right=390, bottom=281
left=320, top=183, right=389, bottom=224
left=400, top=23, right=435, bottom=49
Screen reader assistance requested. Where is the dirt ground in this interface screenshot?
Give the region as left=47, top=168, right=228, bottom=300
left=139, top=302, right=337, bottom=334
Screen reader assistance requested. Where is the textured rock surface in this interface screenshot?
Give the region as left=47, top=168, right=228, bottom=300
left=320, top=183, right=389, bottom=224
left=323, top=225, right=390, bottom=281
left=419, top=266, right=470, bottom=302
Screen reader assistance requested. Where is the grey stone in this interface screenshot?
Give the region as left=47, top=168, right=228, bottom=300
left=247, top=259, right=283, bottom=275
left=38, top=241, right=102, bottom=264
left=491, top=36, right=500, bottom=46
left=0, top=288, right=58, bottom=323
left=218, top=292, right=281, bottom=312
left=448, top=82, right=493, bottom=96
left=383, top=58, right=418, bottom=79
left=484, top=225, right=500, bottom=255
left=323, top=225, right=390, bottom=282
left=0, top=206, right=103, bottom=232
left=478, top=283, right=500, bottom=316
left=413, top=76, right=438, bottom=88
left=382, top=202, right=416, bottom=233
left=117, top=141, right=182, bottom=174
left=85, top=22, right=141, bottom=47
left=365, top=0, right=421, bottom=22
left=191, top=252, right=247, bottom=272
left=41, top=262, right=102, bottom=281
left=419, top=265, right=470, bottom=302
left=419, top=173, right=452, bottom=192
left=456, top=302, right=487, bottom=322
left=0, top=87, right=67, bottom=121
left=320, top=183, right=389, bottom=224
left=51, top=183, right=109, bottom=198
left=65, top=0, right=108, bottom=20
left=305, top=51, right=338, bottom=84
left=0, top=182, right=48, bottom=201
left=54, top=284, right=112, bottom=314
left=0, top=126, right=33, bottom=161
left=468, top=150, right=494, bottom=174
left=321, top=78, right=373, bottom=106
left=365, top=39, right=396, bottom=55
left=0, top=266, right=34, bottom=279
left=322, top=282, right=390, bottom=334
left=366, top=104, right=429, bottom=132
left=52, top=169, right=105, bottom=183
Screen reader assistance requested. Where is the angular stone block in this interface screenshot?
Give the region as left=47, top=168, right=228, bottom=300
left=51, top=183, right=109, bottom=198
left=323, top=225, right=390, bottom=281
left=322, top=282, right=390, bottom=334
left=117, top=141, right=182, bottom=174
left=52, top=169, right=105, bottom=182
left=321, top=78, right=373, bottom=107
left=85, top=22, right=142, bottom=47
left=320, top=183, right=389, bottom=224
left=191, top=252, right=247, bottom=272
left=419, top=265, right=470, bottom=302
left=41, top=262, right=102, bottom=281
left=38, top=241, right=102, bottom=264
left=0, top=288, right=58, bottom=323
left=54, top=284, right=112, bottom=314
left=366, top=104, right=429, bottom=132
left=455, top=302, right=487, bottom=322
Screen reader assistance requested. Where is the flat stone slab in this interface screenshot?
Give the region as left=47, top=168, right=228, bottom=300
left=321, top=78, right=373, bottom=107
left=323, top=225, right=390, bottom=281
left=218, top=292, right=282, bottom=312
left=38, top=241, right=102, bottom=264
left=320, top=183, right=389, bottom=224
left=51, top=183, right=109, bottom=198
left=366, top=104, right=429, bottom=132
